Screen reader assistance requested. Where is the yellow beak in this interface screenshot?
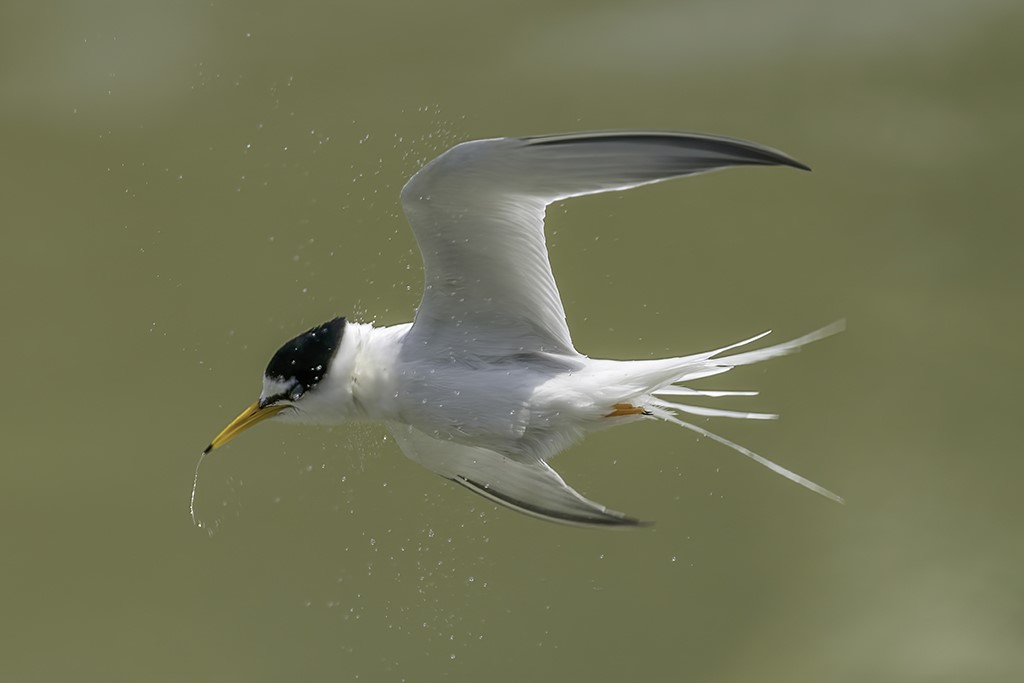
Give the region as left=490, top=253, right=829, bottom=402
left=204, top=401, right=287, bottom=454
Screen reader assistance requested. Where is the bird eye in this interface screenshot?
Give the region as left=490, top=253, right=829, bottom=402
left=259, top=389, right=294, bottom=409
left=289, top=386, right=306, bottom=401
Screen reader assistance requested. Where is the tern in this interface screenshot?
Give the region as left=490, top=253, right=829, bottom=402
left=204, top=130, right=842, bottom=527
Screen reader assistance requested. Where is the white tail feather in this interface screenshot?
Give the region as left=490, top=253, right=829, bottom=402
left=673, top=366, right=736, bottom=383
left=635, top=321, right=846, bottom=503
left=653, top=387, right=759, bottom=398
left=648, top=321, right=845, bottom=395
left=673, top=329, right=774, bottom=366
left=649, top=403, right=844, bottom=503
left=666, top=404, right=778, bottom=420
left=711, top=320, right=846, bottom=367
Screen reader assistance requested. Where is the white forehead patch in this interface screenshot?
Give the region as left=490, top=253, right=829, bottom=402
left=260, top=376, right=295, bottom=402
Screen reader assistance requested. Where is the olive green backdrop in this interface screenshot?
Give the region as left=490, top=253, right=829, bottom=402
left=2, top=1, right=1021, bottom=681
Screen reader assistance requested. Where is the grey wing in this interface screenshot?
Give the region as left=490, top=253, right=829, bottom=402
left=388, top=423, right=645, bottom=527
left=399, top=130, right=809, bottom=359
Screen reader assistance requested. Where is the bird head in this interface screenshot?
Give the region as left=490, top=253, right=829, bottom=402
left=204, top=317, right=348, bottom=453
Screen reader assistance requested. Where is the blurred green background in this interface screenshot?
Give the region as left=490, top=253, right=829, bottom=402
left=2, top=1, right=1021, bottom=681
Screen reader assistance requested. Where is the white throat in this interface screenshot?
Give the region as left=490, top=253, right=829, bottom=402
left=278, top=321, right=411, bottom=425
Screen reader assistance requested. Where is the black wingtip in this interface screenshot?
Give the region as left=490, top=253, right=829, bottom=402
left=524, top=129, right=811, bottom=173
left=724, top=140, right=811, bottom=172
left=453, top=474, right=650, bottom=528
left=600, top=508, right=654, bottom=528
left=606, top=516, right=655, bottom=529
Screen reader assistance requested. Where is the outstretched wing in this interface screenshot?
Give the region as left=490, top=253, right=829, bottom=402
left=400, top=131, right=809, bottom=359
left=388, top=423, right=644, bottom=527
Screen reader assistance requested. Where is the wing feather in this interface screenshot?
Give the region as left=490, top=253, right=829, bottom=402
left=388, top=423, right=644, bottom=527
left=400, top=131, right=808, bottom=359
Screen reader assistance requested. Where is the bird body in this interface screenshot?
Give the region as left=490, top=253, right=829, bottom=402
left=205, top=130, right=842, bottom=527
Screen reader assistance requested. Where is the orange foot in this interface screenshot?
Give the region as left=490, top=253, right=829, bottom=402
left=606, top=403, right=650, bottom=418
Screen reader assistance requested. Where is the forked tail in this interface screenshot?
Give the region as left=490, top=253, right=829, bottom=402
left=643, top=321, right=845, bottom=503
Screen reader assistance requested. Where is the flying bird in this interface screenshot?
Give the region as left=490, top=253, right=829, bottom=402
left=204, top=130, right=842, bottom=527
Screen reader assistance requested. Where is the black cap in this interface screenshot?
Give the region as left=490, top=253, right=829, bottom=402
left=264, top=317, right=346, bottom=401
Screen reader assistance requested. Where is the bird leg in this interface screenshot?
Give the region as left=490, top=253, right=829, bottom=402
left=606, top=403, right=651, bottom=418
